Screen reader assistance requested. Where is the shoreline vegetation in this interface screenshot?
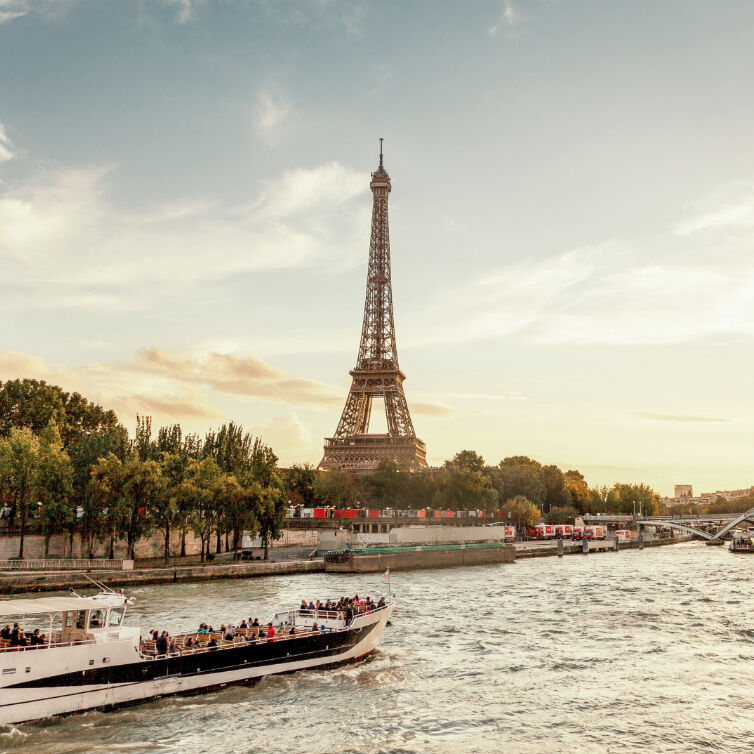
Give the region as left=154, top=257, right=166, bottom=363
left=0, top=378, right=745, bottom=565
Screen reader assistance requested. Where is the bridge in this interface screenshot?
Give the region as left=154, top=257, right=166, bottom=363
left=637, top=508, right=754, bottom=543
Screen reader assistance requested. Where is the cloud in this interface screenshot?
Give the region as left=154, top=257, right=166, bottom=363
left=436, top=180, right=754, bottom=348
left=411, top=402, right=452, bottom=417
left=163, top=0, right=196, bottom=23
left=255, top=90, right=293, bottom=141
left=251, top=413, right=322, bottom=467
left=133, top=348, right=344, bottom=408
left=0, top=123, right=14, bottom=162
left=0, top=150, right=369, bottom=312
left=0, top=0, right=28, bottom=24
left=489, top=0, right=519, bottom=35
left=636, top=411, right=731, bottom=424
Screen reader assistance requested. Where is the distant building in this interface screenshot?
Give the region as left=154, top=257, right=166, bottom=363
left=674, top=485, right=693, bottom=499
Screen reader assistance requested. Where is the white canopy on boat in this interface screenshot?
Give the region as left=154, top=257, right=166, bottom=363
left=0, top=597, right=105, bottom=617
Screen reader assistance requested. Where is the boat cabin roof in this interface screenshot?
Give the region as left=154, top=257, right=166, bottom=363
left=0, top=597, right=111, bottom=617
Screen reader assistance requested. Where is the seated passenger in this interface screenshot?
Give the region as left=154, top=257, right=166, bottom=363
left=377, top=597, right=386, bottom=607
left=319, top=624, right=326, bottom=633
left=252, top=618, right=260, bottom=627
left=185, top=636, right=194, bottom=648
left=240, top=620, right=248, bottom=629
left=1, top=625, right=11, bottom=640
left=207, top=638, right=218, bottom=649
left=312, top=622, right=319, bottom=632
left=308, top=601, right=315, bottom=610
left=289, top=627, right=296, bottom=635
left=300, top=600, right=308, bottom=611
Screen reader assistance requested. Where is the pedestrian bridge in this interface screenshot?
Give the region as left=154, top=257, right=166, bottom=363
left=638, top=508, right=754, bottom=542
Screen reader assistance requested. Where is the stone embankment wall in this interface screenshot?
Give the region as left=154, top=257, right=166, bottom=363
left=0, top=559, right=324, bottom=594
left=0, top=528, right=318, bottom=561
left=325, top=544, right=516, bottom=573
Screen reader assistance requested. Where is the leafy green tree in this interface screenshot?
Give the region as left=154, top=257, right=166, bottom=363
left=0, top=427, right=40, bottom=558
left=500, top=495, right=539, bottom=531
left=0, top=379, right=118, bottom=448
left=314, top=469, right=361, bottom=507
left=364, top=458, right=408, bottom=509
left=120, top=458, right=162, bottom=560
left=285, top=463, right=319, bottom=506
left=544, top=505, right=580, bottom=525
left=254, top=482, right=288, bottom=560
left=494, top=456, right=546, bottom=508
left=564, top=470, right=592, bottom=514
left=87, top=454, right=126, bottom=558
left=214, top=473, right=248, bottom=558
left=447, top=450, right=487, bottom=474
left=542, top=465, right=570, bottom=511
left=186, top=457, right=221, bottom=562
left=433, top=462, right=498, bottom=513
left=36, top=422, right=74, bottom=557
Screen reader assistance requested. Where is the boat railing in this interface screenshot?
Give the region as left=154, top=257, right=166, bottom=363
left=0, top=636, right=96, bottom=653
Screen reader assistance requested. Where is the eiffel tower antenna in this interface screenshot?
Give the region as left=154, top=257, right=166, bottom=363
left=319, top=144, right=427, bottom=473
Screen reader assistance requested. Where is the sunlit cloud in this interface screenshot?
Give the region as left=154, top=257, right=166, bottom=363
left=637, top=411, right=731, bottom=424
left=0, top=123, right=14, bottom=162
left=0, top=153, right=369, bottom=312
left=255, top=89, right=293, bottom=142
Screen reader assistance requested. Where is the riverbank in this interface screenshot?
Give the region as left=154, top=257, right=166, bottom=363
left=0, top=559, right=324, bottom=594
left=0, top=536, right=691, bottom=594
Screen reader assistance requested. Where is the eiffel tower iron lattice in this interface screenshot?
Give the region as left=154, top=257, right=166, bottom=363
left=319, top=142, right=427, bottom=473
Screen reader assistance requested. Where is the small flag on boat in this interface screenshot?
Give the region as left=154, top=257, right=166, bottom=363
left=383, top=569, right=390, bottom=580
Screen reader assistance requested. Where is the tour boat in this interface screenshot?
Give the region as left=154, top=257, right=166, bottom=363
left=729, top=529, right=754, bottom=553
left=0, top=590, right=393, bottom=724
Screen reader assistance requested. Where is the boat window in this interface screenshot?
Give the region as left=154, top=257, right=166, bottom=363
left=89, top=610, right=105, bottom=629
left=108, top=608, right=125, bottom=626
left=74, top=611, right=87, bottom=630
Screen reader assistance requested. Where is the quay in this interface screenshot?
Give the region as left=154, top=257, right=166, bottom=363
left=0, top=534, right=691, bottom=594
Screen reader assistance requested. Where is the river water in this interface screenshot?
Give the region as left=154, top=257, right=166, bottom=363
left=2, top=542, right=754, bottom=753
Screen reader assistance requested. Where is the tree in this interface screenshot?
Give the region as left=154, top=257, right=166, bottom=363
left=544, top=505, right=580, bottom=525
left=120, top=458, right=162, bottom=560
left=542, top=465, right=570, bottom=511
left=0, top=379, right=118, bottom=448
left=564, top=470, right=591, bottom=514
left=0, top=427, right=40, bottom=558
left=88, top=454, right=125, bottom=559
left=215, top=473, right=248, bottom=558
left=36, top=422, right=74, bottom=557
left=494, top=457, right=546, bottom=508
left=499, top=495, right=539, bottom=531
left=186, top=457, right=221, bottom=563
left=433, top=462, right=498, bottom=513
left=447, top=450, right=486, bottom=474
left=364, top=458, right=408, bottom=509
left=314, top=469, right=361, bottom=508
left=254, top=482, right=288, bottom=560
left=285, top=463, right=318, bottom=506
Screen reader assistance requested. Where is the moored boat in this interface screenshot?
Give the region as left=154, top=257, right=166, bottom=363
left=0, top=590, right=393, bottom=724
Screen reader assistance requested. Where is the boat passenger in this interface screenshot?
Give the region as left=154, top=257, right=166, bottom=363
left=288, top=627, right=296, bottom=635
left=267, top=623, right=275, bottom=642
left=240, top=620, right=248, bottom=629
left=312, top=622, right=319, bottom=632
left=308, top=601, right=315, bottom=610
left=300, top=600, right=308, bottom=611
left=207, top=638, right=218, bottom=650
left=319, top=624, right=326, bottom=633
left=156, top=632, right=169, bottom=655
left=30, top=629, right=43, bottom=646
left=252, top=618, right=260, bottom=628
left=185, top=636, right=194, bottom=648
left=377, top=597, right=386, bottom=607
left=1, top=625, right=11, bottom=640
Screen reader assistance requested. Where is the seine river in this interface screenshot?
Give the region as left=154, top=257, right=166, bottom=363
left=3, top=542, right=754, bottom=753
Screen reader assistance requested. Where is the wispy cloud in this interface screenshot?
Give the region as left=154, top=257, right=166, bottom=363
left=0, top=0, right=29, bottom=24
left=163, top=0, right=196, bottom=24
left=0, top=143, right=369, bottom=312
left=488, top=0, right=520, bottom=36
left=0, top=347, right=452, bottom=427
left=255, top=89, right=293, bottom=143
left=0, top=123, right=14, bottom=162
left=637, top=411, right=731, bottom=424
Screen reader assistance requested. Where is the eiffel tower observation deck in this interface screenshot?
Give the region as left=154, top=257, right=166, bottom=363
left=319, top=142, right=427, bottom=473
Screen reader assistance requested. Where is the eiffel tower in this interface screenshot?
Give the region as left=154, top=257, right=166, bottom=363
left=319, top=141, right=427, bottom=473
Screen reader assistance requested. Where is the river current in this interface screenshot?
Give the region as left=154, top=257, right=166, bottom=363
left=2, top=542, right=754, bottom=753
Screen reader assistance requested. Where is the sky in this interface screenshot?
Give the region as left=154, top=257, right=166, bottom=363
left=1, top=0, right=754, bottom=496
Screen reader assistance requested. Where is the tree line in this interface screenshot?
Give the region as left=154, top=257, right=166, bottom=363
left=288, top=451, right=664, bottom=530
left=0, top=379, right=286, bottom=561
